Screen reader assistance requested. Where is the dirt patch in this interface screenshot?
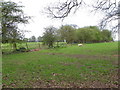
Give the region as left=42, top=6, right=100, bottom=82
left=43, top=52, right=114, bottom=60
left=30, top=49, right=40, bottom=52
left=78, top=81, right=118, bottom=88
left=26, top=80, right=118, bottom=88
left=67, top=54, right=113, bottom=60
left=113, top=55, right=120, bottom=57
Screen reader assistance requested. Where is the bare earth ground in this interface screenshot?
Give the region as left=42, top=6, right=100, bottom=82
left=43, top=52, right=118, bottom=62
left=31, top=81, right=118, bottom=88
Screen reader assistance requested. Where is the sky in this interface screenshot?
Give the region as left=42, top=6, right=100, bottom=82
left=7, top=0, right=119, bottom=41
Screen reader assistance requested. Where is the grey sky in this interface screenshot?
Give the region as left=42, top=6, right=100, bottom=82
left=8, top=0, right=119, bottom=41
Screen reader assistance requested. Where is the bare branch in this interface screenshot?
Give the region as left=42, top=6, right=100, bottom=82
left=44, top=0, right=119, bottom=32
left=44, top=0, right=84, bottom=19
left=92, top=0, right=119, bottom=31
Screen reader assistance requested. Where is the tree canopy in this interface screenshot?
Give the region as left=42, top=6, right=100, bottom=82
left=58, top=25, right=76, bottom=44
left=76, top=26, right=113, bottom=43
left=29, top=36, right=36, bottom=42
left=1, top=1, right=30, bottom=49
left=42, top=26, right=57, bottom=48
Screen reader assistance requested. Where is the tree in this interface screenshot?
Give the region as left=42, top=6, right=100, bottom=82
left=23, top=38, right=29, bottom=42
left=59, top=25, right=76, bottom=44
left=23, top=38, right=29, bottom=50
left=76, top=28, right=90, bottom=43
left=37, top=36, right=42, bottom=42
left=85, top=26, right=102, bottom=43
left=45, top=0, right=119, bottom=31
left=76, top=26, right=109, bottom=43
left=42, top=26, right=57, bottom=48
left=29, top=36, right=36, bottom=42
left=1, top=1, right=30, bottom=49
left=101, top=29, right=113, bottom=42
left=76, top=27, right=95, bottom=43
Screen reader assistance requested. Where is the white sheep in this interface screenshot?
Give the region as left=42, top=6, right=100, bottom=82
left=78, top=44, right=83, bottom=47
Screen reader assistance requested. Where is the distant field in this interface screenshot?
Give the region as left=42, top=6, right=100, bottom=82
left=2, top=42, right=119, bottom=88
left=1, top=42, right=67, bottom=53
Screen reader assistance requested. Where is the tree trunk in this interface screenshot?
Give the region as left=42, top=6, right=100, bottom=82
left=26, top=42, right=29, bottom=50
left=57, top=41, right=59, bottom=47
left=13, top=43, right=17, bottom=50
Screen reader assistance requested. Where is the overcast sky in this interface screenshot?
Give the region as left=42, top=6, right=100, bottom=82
left=8, top=0, right=118, bottom=41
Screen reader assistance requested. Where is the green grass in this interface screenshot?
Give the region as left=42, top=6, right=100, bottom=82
left=2, top=42, right=119, bottom=88
left=40, top=42, right=118, bottom=55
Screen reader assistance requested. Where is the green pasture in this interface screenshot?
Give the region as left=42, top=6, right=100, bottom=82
left=2, top=42, right=119, bottom=88
left=40, top=42, right=118, bottom=55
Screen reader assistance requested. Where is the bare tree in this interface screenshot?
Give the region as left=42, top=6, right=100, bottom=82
left=93, top=0, right=119, bottom=31
left=44, top=0, right=85, bottom=19
left=44, top=0, right=119, bottom=31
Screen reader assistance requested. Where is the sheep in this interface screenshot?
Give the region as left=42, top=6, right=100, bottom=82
left=78, top=44, right=83, bottom=47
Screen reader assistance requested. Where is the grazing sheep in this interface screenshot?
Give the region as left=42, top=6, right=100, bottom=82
left=78, top=44, right=83, bottom=47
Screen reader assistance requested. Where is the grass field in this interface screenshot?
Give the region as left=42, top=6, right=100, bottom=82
left=2, top=42, right=119, bottom=88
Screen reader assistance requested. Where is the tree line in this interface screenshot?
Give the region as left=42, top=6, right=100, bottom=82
left=27, top=25, right=113, bottom=48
